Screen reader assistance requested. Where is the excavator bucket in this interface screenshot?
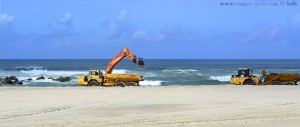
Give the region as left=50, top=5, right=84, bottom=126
left=135, top=58, right=145, bottom=68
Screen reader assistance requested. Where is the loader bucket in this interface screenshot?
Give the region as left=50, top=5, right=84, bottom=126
left=134, top=58, right=145, bottom=68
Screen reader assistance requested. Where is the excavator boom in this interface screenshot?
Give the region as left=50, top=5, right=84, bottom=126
left=105, top=48, right=144, bottom=74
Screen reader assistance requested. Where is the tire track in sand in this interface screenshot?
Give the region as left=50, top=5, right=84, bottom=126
left=95, top=101, right=300, bottom=126
left=0, top=88, right=148, bottom=122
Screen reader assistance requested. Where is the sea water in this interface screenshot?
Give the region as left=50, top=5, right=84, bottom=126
left=1, top=59, right=300, bottom=86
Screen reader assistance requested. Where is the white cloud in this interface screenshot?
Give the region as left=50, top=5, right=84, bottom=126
left=60, top=13, right=72, bottom=22
left=289, top=13, right=300, bottom=27
left=241, top=26, right=280, bottom=43
left=116, top=10, right=128, bottom=20
left=0, top=13, right=14, bottom=34
left=132, top=30, right=147, bottom=39
left=0, top=13, right=14, bottom=23
left=57, top=12, right=73, bottom=30
left=103, top=10, right=132, bottom=39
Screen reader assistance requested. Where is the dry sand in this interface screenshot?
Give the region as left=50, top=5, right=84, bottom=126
left=1, top=85, right=300, bottom=127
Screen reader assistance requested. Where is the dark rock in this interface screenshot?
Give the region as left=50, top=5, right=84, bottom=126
left=54, top=76, right=71, bottom=82
left=9, top=76, right=18, bottom=81
left=3, top=77, right=14, bottom=84
left=0, top=76, right=22, bottom=85
left=36, top=76, right=45, bottom=80
left=48, top=77, right=54, bottom=80
left=27, top=78, right=33, bottom=81
left=16, top=80, right=24, bottom=85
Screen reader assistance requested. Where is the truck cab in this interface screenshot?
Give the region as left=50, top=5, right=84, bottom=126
left=78, top=70, right=104, bottom=86
left=231, top=68, right=260, bottom=85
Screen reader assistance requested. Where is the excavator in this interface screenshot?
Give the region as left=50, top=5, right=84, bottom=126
left=78, top=48, right=145, bottom=87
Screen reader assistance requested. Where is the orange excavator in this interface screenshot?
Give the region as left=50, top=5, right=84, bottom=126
left=105, top=48, right=144, bottom=74
left=78, top=48, right=145, bottom=87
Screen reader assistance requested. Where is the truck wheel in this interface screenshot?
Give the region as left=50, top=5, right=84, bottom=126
left=243, top=80, right=255, bottom=85
left=285, top=81, right=295, bottom=85
left=127, top=82, right=138, bottom=86
left=116, top=82, right=126, bottom=87
left=88, top=81, right=99, bottom=86
left=272, top=81, right=282, bottom=85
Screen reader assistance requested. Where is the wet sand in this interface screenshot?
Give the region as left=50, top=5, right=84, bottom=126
left=1, top=85, right=300, bottom=127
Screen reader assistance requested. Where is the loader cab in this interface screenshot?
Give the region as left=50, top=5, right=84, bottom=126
left=231, top=68, right=259, bottom=85
left=232, top=68, right=254, bottom=78
left=238, top=68, right=251, bottom=77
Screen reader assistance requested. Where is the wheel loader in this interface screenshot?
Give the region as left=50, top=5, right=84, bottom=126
left=231, top=68, right=300, bottom=85
left=77, top=48, right=145, bottom=87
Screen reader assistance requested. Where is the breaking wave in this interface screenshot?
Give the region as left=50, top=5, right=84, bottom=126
left=20, top=69, right=87, bottom=77
left=209, top=76, right=231, bottom=82
left=19, top=69, right=128, bottom=77
left=15, top=66, right=43, bottom=71
left=162, top=69, right=198, bottom=73
left=110, top=69, right=127, bottom=74
left=139, top=80, right=163, bottom=86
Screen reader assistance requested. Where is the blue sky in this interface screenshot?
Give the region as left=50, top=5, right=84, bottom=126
left=0, top=0, right=300, bottom=59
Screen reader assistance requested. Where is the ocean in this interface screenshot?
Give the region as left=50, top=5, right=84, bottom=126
left=1, top=59, right=300, bottom=86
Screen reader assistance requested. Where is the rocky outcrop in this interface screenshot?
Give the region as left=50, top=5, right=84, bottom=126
left=54, top=76, right=71, bottom=82
left=1, top=77, right=14, bottom=84
left=36, top=76, right=45, bottom=80
left=1, top=75, right=72, bottom=85
left=9, top=76, right=18, bottom=81
left=0, top=76, right=22, bottom=85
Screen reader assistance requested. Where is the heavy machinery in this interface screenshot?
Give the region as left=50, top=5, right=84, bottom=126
left=78, top=48, right=145, bottom=87
left=231, top=68, right=300, bottom=85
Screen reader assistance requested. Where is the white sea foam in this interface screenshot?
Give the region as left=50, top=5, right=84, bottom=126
left=139, top=80, right=163, bottom=86
left=17, top=69, right=129, bottom=84
left=30, top=77, right=57, bottom=83
left=20, top=69, right=87, bottom=77
left=15, top=66, right=43, bottom=70
left=209, top=76, right=231, bottom=82
left=162, top=69, right=198, bottom=73
left=20, top=69, right=128, bottom=76
left=111, top=69, right=127, bottom=74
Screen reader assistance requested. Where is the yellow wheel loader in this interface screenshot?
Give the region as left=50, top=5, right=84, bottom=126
left=231, top=68, right=300, bottom=85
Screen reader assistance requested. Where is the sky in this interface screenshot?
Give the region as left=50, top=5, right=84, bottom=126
left=0, top=0, right=300, bottom=59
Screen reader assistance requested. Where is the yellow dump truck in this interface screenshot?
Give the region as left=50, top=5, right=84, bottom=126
left=78, top=70, right=143, bottom=86
left=231, top=68, right=300, bottom=85
left=78, top=48, right=145, bottom=87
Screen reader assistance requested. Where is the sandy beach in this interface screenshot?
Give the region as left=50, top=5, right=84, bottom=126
left=1, top=85, right=300, bottom=127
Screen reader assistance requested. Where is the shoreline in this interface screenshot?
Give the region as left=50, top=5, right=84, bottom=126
left=1, top=85, right=300, bottom=127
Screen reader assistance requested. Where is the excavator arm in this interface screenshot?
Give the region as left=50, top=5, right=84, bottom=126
left=105, top=48, right=144, bottom=74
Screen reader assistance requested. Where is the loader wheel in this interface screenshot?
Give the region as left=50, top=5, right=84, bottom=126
left=116, top=82, right=126, bottom=87
left=285, top=81, right=295, bottom=85
left=272, top=81, right=282, bottom=85
left=88, top=81, right=99, bottom=86
left=127, top=82, right=138, bottom=86
left=243, top=80, right=255, bottom=85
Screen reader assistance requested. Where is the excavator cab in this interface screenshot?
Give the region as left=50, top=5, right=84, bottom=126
left=134, top=58, right=145, bottom=68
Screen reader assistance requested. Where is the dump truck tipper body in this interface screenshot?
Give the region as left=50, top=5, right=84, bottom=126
left=261, top=71, right=300, bottom=85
